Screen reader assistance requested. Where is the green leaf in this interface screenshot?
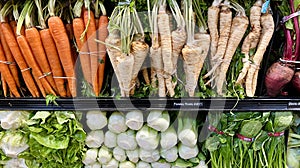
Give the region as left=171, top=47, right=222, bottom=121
left=30, top=111, right=51, bottom=124
left=30, top=133, right=69, bottom=149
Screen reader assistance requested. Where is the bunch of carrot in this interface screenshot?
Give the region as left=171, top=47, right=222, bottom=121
left=0, top=0, right=109, bottom=98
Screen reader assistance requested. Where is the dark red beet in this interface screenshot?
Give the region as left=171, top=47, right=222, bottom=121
left=292, top=71, right=300, bottom=93
left=265, top=62, right=294, bottom=97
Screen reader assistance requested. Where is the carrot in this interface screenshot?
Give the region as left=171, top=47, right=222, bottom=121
left=207, top=0, right=222, bottom=66
left=25, top=27, right=58, bottom=92
left=73, top=17, right=92, bottom=84
left=157, top=3, right=174, bottom=96
left=9, top=20, right=25, bottom=37
left=245, top=13, right=274, bottom=97
left=1, top=75, right=8, bottom=97
left=65, top=22, right=77, bottom=65
left=215, top=4, right=249, bottom=95
left=0, top=42, right=20, bottom=97
left=83, top=8, right=98, bottom=94
left=17, top=35, right=56, bottom=96
left=48, top=16, right=76, bottom=97
left=1, top=22, right=39, bottom=97
left=40, top=29, right=67, bottom=97
left=9, top=20, right=17, bottom=38
left=32, top=70, right=46, bottom=97
left=0, top=24, right=20, bottom=87
left=96, top=15, right=109, bottom=96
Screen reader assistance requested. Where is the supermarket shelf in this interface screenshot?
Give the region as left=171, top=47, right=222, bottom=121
left=0, top=97, right=298, bottom=111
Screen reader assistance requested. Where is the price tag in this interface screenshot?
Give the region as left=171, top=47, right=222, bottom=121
left=173, top=102, right=204, bottom=108
left=118, top=0, right=131, bottom=6
left=261, top=0, right=270, bottom=14
left=288, top=101, right=300, bottom=109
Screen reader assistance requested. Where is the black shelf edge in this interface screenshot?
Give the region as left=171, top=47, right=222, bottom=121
left=0, top=97, right=297, bottom=111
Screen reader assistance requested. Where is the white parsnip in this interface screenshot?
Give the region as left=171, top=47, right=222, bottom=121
left=215, top=4, right=249, bottom=95
left=236, top=0, right=262, bottom=85
left=245, top=13, right=274, bottom=97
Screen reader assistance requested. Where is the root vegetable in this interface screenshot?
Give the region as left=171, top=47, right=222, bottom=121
left=207, top=0, right=222, bottom=66
left=236, top=0, right=262, bottom=85
left=157, top=3, right=174, bottom=97
left=265, top=62, right=294, bottom=97
left=205, top=1, right=232, bottom=81
left=215, top=6, right=249, bottom=95
left=246, top=13, right=274, bottom=97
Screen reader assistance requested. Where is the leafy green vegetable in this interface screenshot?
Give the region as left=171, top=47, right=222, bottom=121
left=19, top=111, right=86, bottom=168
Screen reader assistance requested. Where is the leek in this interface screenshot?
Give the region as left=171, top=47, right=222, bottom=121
left=136, top=161, right=151, bottom=168
left=104, top=130, right=117, bottom=148
left=160, top=125, right=178, bottom=149
left=136, top=125, right=160, bottom=150
left=147, top=111, right=170, bottom=132
left=97, top=146, right=112, bottom=164
left=108, top=112, right=128, bottom=134
left=83, top=148, right=98, bottom=165
left=126, top=110, right=144, bottom=130
left=119, top=161, right=135, bottom=168
left=178, top=143, right=199, bottom=160
left=86, top=111, right=107, bottom=130
left=85, top=130, right=104, bottom=148
left=139, top=148, right=160, bottom=163
left=102, top=158, right=119, bottom=168
left=126, top=148, right=139, bottom=163
left=161, top=146, right=178, bottom=162
left=178, top=111, right=198, bottom=147
left=113, top=146, right=126, bottom=162
left=117, top=130, right=137, bottom=150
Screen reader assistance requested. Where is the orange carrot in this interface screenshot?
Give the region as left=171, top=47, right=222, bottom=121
left=25, top=27, right=58, bottom=92
left=83, top=9, right=98, bottom=94
left=10, top=21, right=25, bottom=37
left=9, top=20, right=17, bottom=38
left=1, top=22, right=39, bottom=97
left=96, top=15, right=108, bottom=96
left=73, top=17, right=92, bottom=84
left=0, top=42, right=20, bottom=97
left=1, top=75, right=7, bottom=97
left=17, top=35, right=56, bottom=96
left=0, top=24, right=20, bottom=87
left=40, top=29, right=67, bottom=97
left=32, top=70, right=46, bottom=97
left=48, top=16, right=76, bottom=97
left=66, top=23, right=77, bottom=64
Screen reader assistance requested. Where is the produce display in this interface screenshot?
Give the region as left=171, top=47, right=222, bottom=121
left=0, top=0, right=296, bottom=98
left=0, top=0, right=299, bottom=167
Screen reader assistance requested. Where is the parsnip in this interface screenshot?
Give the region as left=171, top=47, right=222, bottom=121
left=215, top=3, right=249, bottom=95
left=246, top=13, right=274, bottom=97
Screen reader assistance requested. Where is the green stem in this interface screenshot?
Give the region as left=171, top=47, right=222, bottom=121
left=17, top=0, right=32, bottom=35
left=48, top=0, right=56, bottom=17
left=0, top=1, right=12, bottom=22
left=73, top=0, right=83, bottom=18
left=35, top=0, right=47, bottom=29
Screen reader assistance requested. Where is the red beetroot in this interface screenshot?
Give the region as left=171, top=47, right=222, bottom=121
left=292, top=71, right=300, bottom=92
left=265, top=62, right=294, bottom=97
